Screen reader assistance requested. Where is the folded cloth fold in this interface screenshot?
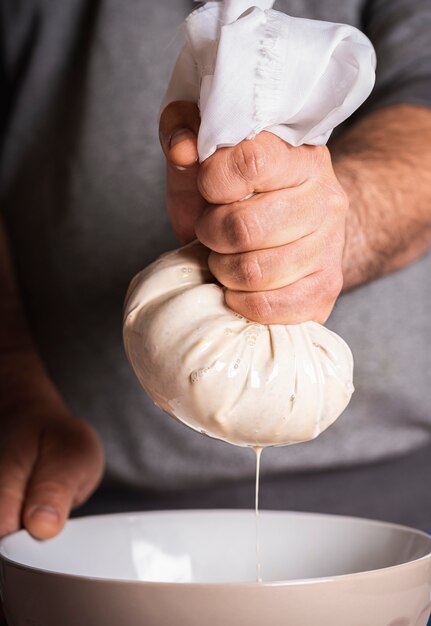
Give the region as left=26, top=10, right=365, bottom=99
left=162, top=0, right=376, bottom=161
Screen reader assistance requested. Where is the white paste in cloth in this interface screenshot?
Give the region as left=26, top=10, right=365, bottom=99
left=123, top=242, right=354, bottom=447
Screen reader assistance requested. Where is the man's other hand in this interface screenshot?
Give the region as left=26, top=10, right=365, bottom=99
left=0, top=355, right=104, bottom=541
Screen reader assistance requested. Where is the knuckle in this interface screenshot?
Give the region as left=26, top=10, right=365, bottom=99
left=29, top=479, right=72, bottom=503
left=223, top=210, right=254, bottom=249
left=243, top=292, right=274, bottom=322
left=198, top=159, right=220, bottom=203
left=236, top=254, right=264, bottom=289
left=233, top=140, right=267, bottom=182
left=296, top=269, right=342, bottom=325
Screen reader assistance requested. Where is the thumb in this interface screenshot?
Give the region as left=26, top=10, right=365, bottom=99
left=160, top=101, right=207, bottom=244
left=22, top=418, right=104, bottom=540
left=159, top=101, right=200, bottom=168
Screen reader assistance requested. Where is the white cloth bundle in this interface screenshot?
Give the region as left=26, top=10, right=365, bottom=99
left=162, top=0, right=376, bottom=160
left=124, top=242, right=354, bottom=447
left=124, top=1, right=376, bottom=448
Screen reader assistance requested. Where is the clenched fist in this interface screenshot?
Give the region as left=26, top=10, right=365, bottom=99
left=160, top=101, right=348, bottom=325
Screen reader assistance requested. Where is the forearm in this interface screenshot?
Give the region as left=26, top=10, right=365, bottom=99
left=0, top=217, right=68, bottom=416
left=332, top=104, right=431, bottom=291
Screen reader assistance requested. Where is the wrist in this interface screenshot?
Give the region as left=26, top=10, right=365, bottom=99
left=333, top=157, right=375, bottom=291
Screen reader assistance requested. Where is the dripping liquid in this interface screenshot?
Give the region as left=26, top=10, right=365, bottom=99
left=254, top=446, right=263, bottom=583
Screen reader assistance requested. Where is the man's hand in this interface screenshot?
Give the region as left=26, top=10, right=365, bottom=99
left=160, top=101, right=348, bottom=324
left=0, top=353, right=104, bottom=541
left=0, top=219, right=104, bottom=545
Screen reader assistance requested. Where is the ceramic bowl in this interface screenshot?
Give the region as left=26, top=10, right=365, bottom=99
left=1, top=510, right=430, bottom=626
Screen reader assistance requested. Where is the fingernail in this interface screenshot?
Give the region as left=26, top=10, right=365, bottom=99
left=170, top=128, right=195, bottom=148
left=28, top=505, right=59, bottom=523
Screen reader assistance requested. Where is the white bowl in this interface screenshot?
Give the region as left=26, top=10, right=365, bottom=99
left=1, top=510, right=430, bottom=626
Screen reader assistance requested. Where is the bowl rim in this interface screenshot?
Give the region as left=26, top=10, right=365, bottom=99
left=1, top=509, right=430, bottom=588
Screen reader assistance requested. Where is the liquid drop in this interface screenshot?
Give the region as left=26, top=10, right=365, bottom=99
left=254, top=446, right=263, bottom=583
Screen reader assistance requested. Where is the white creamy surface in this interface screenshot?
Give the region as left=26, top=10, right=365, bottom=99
left=123, top=242, right=354, bottom=448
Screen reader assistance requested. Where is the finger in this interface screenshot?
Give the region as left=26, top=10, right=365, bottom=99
left=159, top=101, right=200, bottom=167
left=196, top=182, right=346, bottom=254
left=22, top=419, right=104, bottom=540
left=160, top=101, right=207, bottom=243
left=208, top=234, right=328, bottom=292
left=197, top=131, right=330, bottom=204
left=167, top=162, right=208, bottom=244
left=0, top=430, right=38, bottom=538
left=225, top=268, right=343, bottom=325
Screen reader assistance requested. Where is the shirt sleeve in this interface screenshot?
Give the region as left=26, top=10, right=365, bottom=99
left=362, top=0, right=431, bottom=111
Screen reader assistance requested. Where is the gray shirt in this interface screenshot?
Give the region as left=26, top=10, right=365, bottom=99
left=1, top=0, right=431, bottom=490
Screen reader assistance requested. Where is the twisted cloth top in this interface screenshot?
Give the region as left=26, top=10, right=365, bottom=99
left=163, top=0, right=376, bottom=160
